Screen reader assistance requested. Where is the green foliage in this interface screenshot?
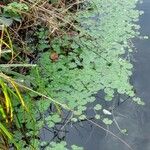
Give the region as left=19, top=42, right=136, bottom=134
left=71, top=145, right=84, bottom=150
left=27, top=0, right=143, bottom=139
left=95, top=114, right=100, bottom=120
left=45, top=114, right=61, bottom=128
left=31, top=0, right=142, bottom=111
left=3, top=0, right=144, bottom=149
left=0, top=2, right=28, bottom=25
left=103, top=118, right=113, bottom=125
left=35, top=28, right=50, bottom=52
left=121, top=129, right=128, bottom=135
left=46, top=141, right=68, bottom=150
left=43, top=141, right=83, bottom=150
left=133, top=97, right=145, bottom=105
left=94, top=104, right=102, bottom=111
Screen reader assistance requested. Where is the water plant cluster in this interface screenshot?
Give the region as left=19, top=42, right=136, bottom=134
left=0, top=0, right=145, bottom=149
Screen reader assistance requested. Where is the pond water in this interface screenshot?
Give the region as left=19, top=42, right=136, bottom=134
left=65, top=0, right=150, bottom=150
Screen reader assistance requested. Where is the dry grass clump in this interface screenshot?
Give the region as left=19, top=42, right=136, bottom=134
left=11, top=0, right=84, bottom=35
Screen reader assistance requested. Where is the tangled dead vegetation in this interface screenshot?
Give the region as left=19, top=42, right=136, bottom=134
left=8, top=0, right=85, bottom=35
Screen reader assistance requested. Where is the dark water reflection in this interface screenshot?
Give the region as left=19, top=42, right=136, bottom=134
left=66, top=0, right=150, bottom=150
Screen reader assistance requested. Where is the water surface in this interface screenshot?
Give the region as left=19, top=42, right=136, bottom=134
left=66, top=1, right=150, bottom=150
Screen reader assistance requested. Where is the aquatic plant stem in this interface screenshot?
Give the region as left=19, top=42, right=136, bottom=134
left=86, top=118, right=133, bottom=150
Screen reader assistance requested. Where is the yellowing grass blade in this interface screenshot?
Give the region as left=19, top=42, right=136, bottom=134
left=10, top=80, right=28, bottom=111
left=0, top=25, right=4, bottom=57
left=4, top=27, right=14, bottom=59
left=0, top=73, right=71, bottom=111
left=0, top=26, right=14, bottom=59
left=0, top=79, right=13, bottom=122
